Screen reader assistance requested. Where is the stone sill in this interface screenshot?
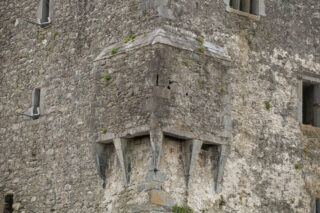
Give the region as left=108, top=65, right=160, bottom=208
left=301, top=124, right=320, bottom=139
left=227, top=8, right=260, bottom=21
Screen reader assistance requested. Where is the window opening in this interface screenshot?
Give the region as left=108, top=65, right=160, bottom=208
left=32, top=88, right=41, bottom=119
left=41, top=0, right=50, bottom=24
left=315, top=198, right=320, bottom=213
left=229, top=0, right=260, bottom=15
left=303, top=81, right=320, bottom=127
left=3, top=194, right=13, bottom=213
left=156, top=74, right=159, bottom=86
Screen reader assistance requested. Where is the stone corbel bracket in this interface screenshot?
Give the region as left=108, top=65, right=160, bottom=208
left=95, top=125, right=229, bottom=192
left=94, top=27, right=231, bottom=62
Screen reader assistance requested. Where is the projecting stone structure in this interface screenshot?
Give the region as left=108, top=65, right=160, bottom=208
left=0, top=0, right=320, bottom=212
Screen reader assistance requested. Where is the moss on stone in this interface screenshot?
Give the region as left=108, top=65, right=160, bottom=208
left=198, top=79, right=203, bottom=84
left=198, top=37, right=205, bottom=44
left=52, top=31, right=58, bottom=39
left=198, top=45, right=205, bottom=53
left=265, top=102, right=271, bottom=110
left=172, top=205, right=193, bottom=213
left=111, top=48, right=119, bottom=55
left=221, top=88, right=227, bottom=93
left=102, top=128, right=107, bottom=134
left=104, top=74, right=111, bottom=81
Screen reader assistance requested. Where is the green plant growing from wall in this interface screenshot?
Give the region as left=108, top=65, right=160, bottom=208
left=295, top=164, right=300, bottom=169
left=110, top=48, right=119, bottom=55
left=198, top=79, right=204, bottom=84
left=104, top=74, right=111, bottom=86
left=52, top=31, right=58, bottom=39
left=266, top=34, right=271, bottom=41
left=172, top=205, right=193, bottom=213
left=104, top=74, right=111, bottom=81
left=185, top=61, right=190, bottom=67
left=303, top=147, right=308, bottom=153
left=124, top=34, right=137, bottom=43
left=221, top=88, right=227, bottom=93
left=102, top=128, right=107, bottom=134
left=265, top=102, right=271, bottom=110
left=38, top=35, right=45, bottom=41
left=198, top=37, right=205, bottom=44
left=144, top=33, right=147, bottom=37
left=124, top=38, right=130, bottom=44
left=131, top=34, right=136, bottom=41
left=198, top=45, right=205, bottom=53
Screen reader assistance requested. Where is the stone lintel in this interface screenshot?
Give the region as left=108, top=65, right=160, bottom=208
left=163, top=127, right=227, bottom=145
left=94, top=28, right=230, bottom=62
left=95, top=125, right=150, bottom=144
left=96, top=125, right=226, bottom=145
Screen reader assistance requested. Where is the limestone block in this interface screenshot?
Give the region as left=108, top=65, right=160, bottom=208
left=150, top=190, right=175, bottom=207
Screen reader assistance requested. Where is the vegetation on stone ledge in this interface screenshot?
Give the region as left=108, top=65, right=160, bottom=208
left=265, top=102, right=271, bottom=110
left=52, top=31, right=58, bottom=39
left=104, top=74, right=111, bottom=86
left=198, top=45, right=205, bottom=53
left=102, top=128, right=107, bottom=134
left=221, top=88, right=227, bottom=93
left=124, top=34, right=137, bottom=44
left=295, top=164, right=300, bottom=169
left=131, top=34, right=136, bottom=41
left=198, top=37, right=205, bottom=44
left=110, top=48, right=119, bottom=55
left=198, top=79, right=204, bottom=84
left=172, top=205, right=193, bottom=213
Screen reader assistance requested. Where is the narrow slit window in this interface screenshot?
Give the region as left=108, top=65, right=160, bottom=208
left=303, top=80, right=320, bottom=127
left=41, top=0, right=50, bottom=23
left=32, top=88, right=41, bottom=119
left=37, top=0, right=51, bottom=27
left=315, top=198, right=320, bottom=213
left=3, top=194, right=13, bottom=213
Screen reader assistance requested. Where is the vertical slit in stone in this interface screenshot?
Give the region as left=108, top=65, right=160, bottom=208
left=156, top=74, right=159, bottom=86
left=41, top=0, right=50, bottom=23
left=3, top=194, right=13, bottom=213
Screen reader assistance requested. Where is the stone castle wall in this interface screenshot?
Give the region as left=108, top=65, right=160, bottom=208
left=0, top=0, right=320, bottom=212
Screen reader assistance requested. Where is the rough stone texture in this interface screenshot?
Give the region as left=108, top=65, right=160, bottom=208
left=1, top=0, right=320, bottom=213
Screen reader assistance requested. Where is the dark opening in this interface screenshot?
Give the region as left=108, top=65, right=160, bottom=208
left=316, top=198, right=320, bottom=213
left=230, top=0, right=258, bottom=15
left=156, top=74, right=159, bottom=86
left=3, top=194, right=13, bottom=213
left=303, top=82, right=314, bottom=125
left=41, top=0, right=50, bottom=23
left=33, top=88, right=41, bottom=116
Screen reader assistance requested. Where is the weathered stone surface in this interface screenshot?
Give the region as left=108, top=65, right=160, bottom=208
left=1, top=0, right=320, bottom=212
left=150, top=190, right=175, bottom=207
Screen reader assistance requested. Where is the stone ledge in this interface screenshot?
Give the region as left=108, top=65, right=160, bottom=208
left=94, top=28, right=231, bottom=62
left=95, top=125, right=228, bottom=145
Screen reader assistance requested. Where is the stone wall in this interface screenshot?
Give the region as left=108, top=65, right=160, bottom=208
left=0, top=0, right=320, bottom=212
